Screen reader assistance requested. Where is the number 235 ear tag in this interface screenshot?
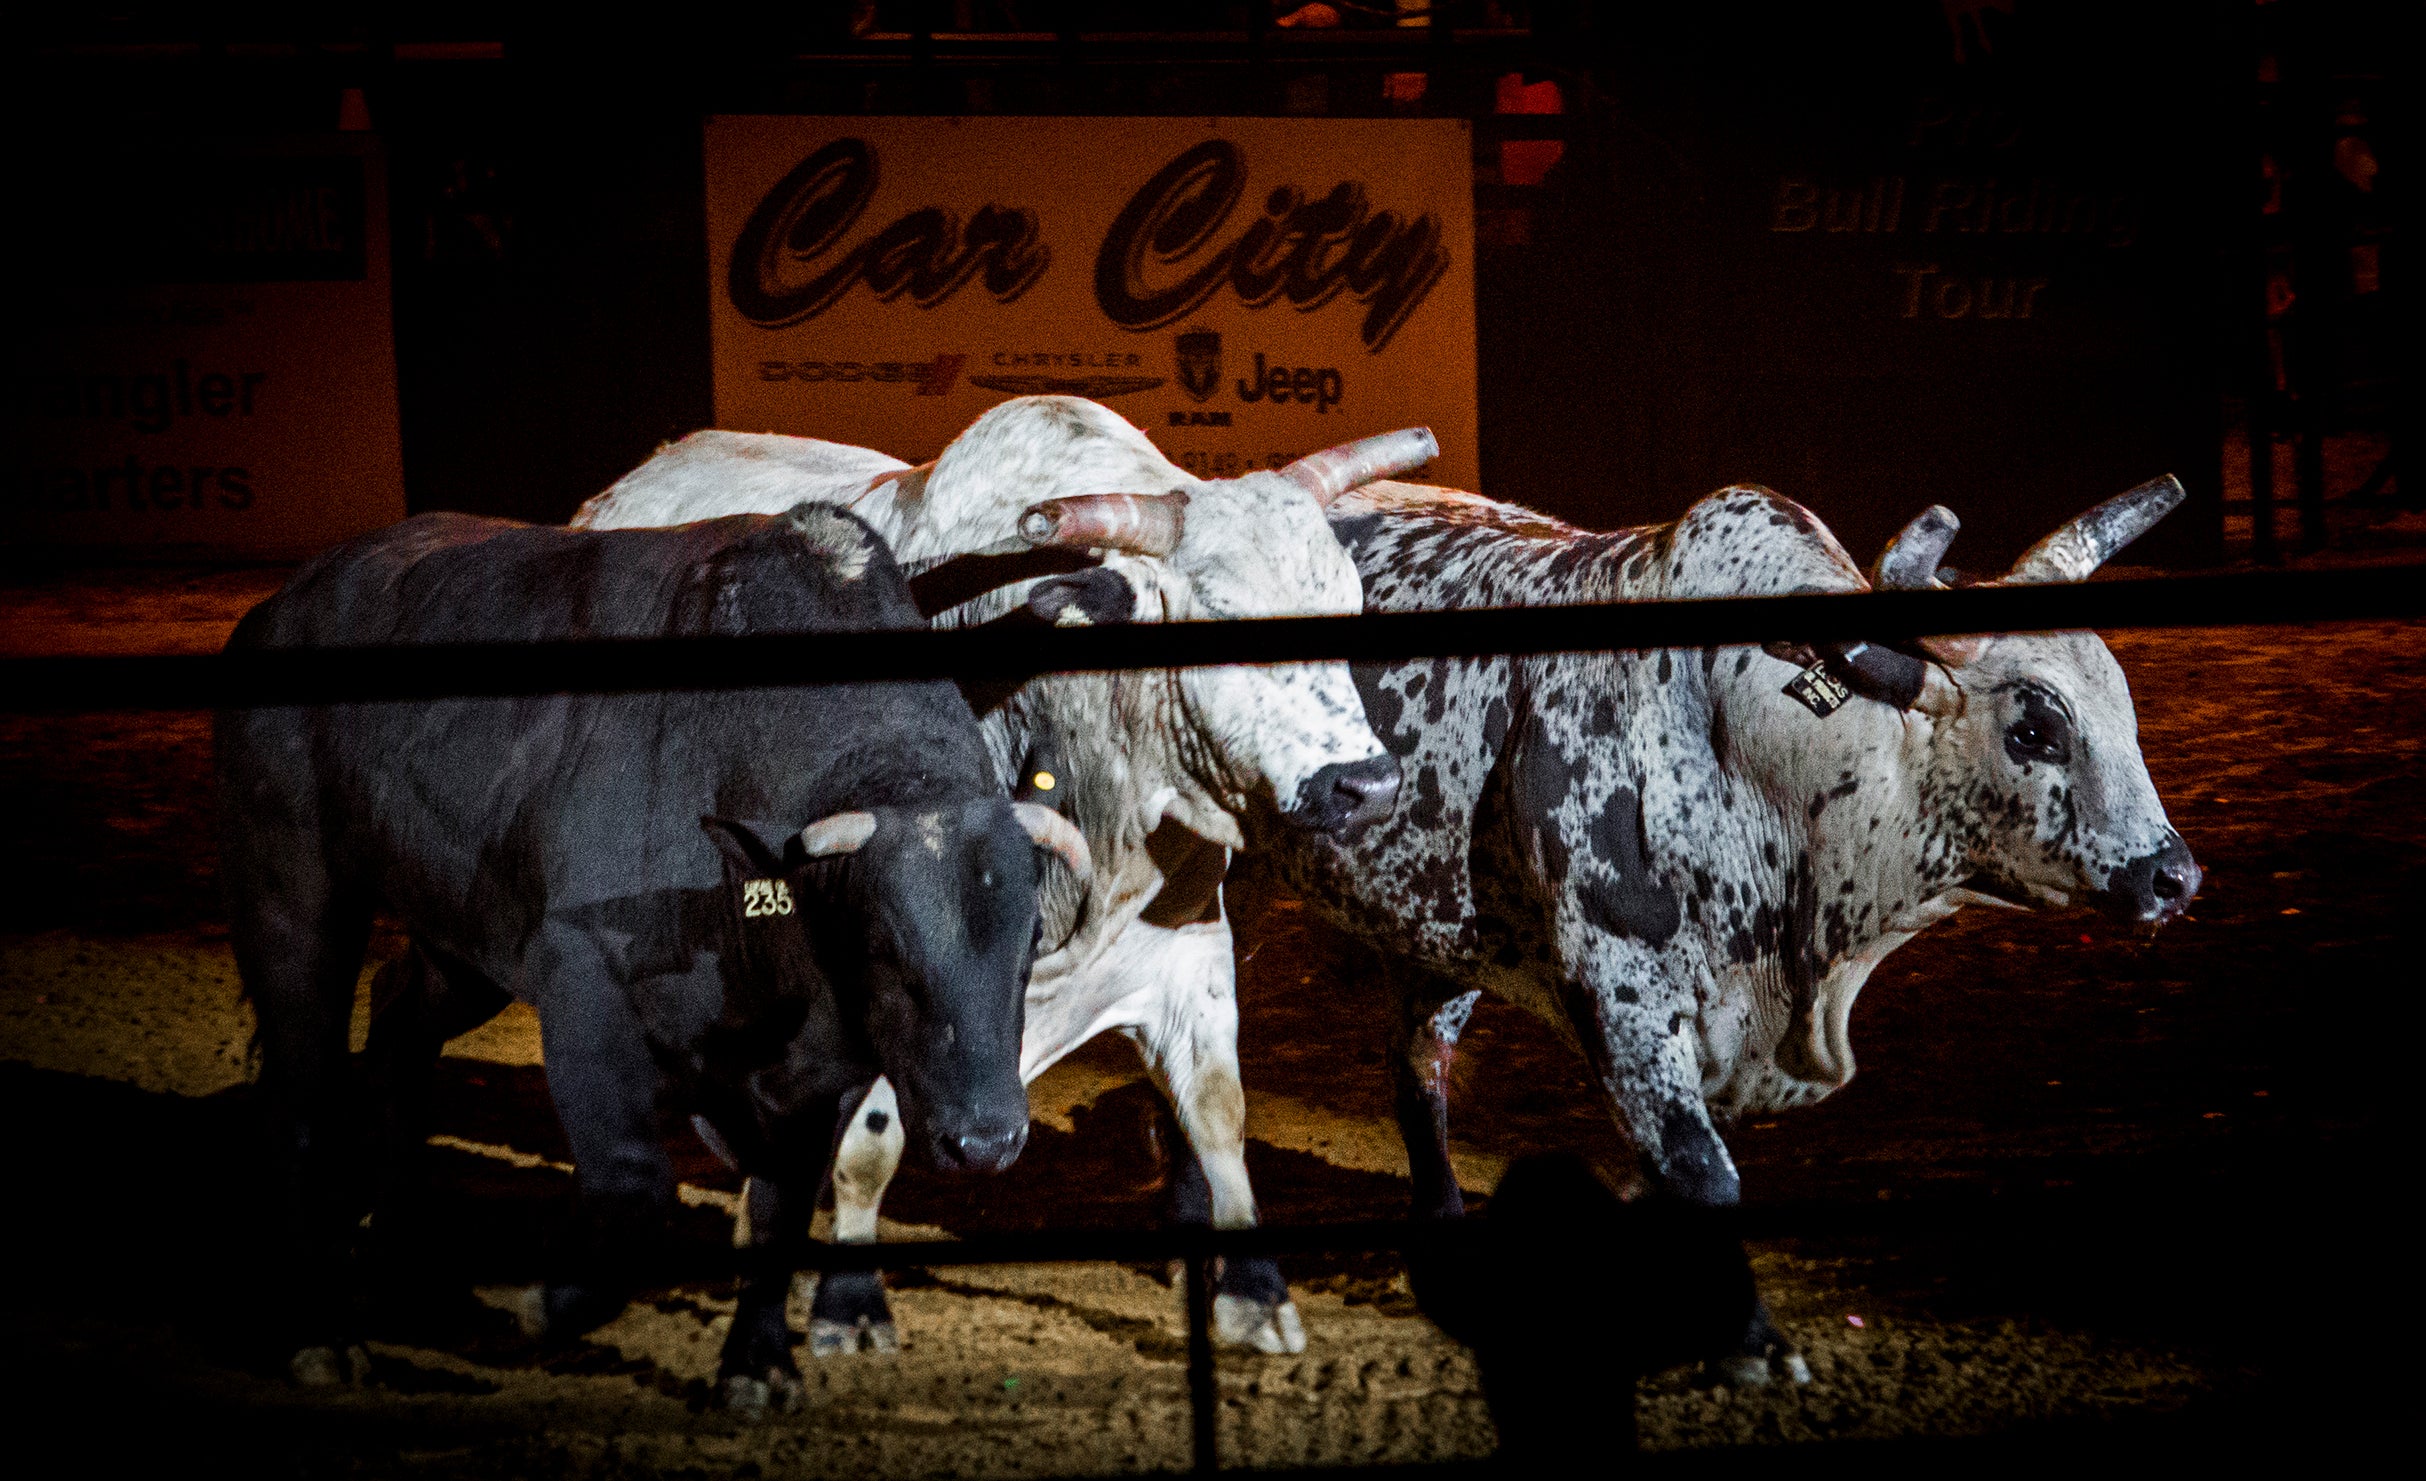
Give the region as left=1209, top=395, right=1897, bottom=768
left=1782, top=661, right=1852, bottom=718
left=742, top=878, right=794, bottom=918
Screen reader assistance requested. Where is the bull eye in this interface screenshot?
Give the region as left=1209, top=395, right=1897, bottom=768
left=2004, top=691, right=2072, bottom=766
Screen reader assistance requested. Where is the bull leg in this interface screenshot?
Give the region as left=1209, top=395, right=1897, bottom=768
left=226, top=849, right=374, bottom=1385
left=1125, top=917, right=1306, bottom=1355
left=524, top=926, right=680, bottom=1343
left=363, top=938, right=512, bottom=1241
left=808, top=1077, right=906, bottom=1356
left=1390, top=975, right=1483, bottom=1222
left=718, top=1091, right=845, bottom=1417
left=1567, top=979, right=1809, bottom=1386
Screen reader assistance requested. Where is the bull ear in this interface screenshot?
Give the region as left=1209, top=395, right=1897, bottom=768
left=1280, top=427, right=1440, bottom=507
left=1822, top=641, right=1928, bottom=709
left=906, top=547, right=1101, bottom=619
left=2004, top=475, right=2186, bottom=584
left=1025, top=566, right=1137, bottom=627
left=946, top=568, right=1140, bottom=716
left=1872, top=505, right=1960, bottom=591
left=701, top=816, right=798, bottom=875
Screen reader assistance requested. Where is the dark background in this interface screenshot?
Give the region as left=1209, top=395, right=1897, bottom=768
left=7, top=3, right=2407, bottom=568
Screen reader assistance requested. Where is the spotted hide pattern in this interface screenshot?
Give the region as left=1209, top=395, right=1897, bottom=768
left=1263, top=479, right=2192, bottom=1212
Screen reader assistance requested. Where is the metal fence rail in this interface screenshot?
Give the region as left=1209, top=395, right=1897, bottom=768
left=15, top=562, right=2422, bottom=1471
left=6, top=564, right=2421, bottom=713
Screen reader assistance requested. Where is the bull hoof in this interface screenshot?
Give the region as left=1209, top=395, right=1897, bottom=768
left=290, top=1344, right=372, bottom=1387
left=1213, top=1294, right=1307, bottom=1355
left=808, top=1269, right=897, bottom=1356
left=809, top=1316, right=900, bottom=1356
left=719, top=1367, right=805, bottom=1419
left=1711, top=1300, right=1810, bottom=1387
left=1707, top=1347, right=1812, bottom=1387
left=506, top=1284, right=549, bottom=1338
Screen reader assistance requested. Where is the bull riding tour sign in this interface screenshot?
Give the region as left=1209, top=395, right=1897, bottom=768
left=705, top=115, right=1479, bottom=491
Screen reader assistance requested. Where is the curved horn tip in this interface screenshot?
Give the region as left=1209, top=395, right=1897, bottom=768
left=2133, top=472, right=2187, bottom=504
left=1282, top=426, right=1443, bottom=506
left=1011, top=801, right=1092, bottom=879
left=1873, top=504, right=1962, bottom=590
left=2007, top=472, right=2191, bottom=584
left=798, top=811, right=878, bottom=858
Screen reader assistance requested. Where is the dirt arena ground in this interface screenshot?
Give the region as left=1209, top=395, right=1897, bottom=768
left=0, top=542, right=2414, bottom=1475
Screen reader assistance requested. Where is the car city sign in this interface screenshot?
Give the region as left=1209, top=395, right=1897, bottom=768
left=705, top=116, right=1476, bottom=489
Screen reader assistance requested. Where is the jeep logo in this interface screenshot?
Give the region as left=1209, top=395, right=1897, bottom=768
left=1235, top=353, right=1343, bottom=414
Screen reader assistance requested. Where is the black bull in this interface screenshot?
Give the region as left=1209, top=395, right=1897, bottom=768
left=215, top=506, right=1080, bottom=1400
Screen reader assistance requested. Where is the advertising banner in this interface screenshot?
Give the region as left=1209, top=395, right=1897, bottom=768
left=9, top=135, right=406, bottom=559
left=705, top=116, right=1478, bottom=489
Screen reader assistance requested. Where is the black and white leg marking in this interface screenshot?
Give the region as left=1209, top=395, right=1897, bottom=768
left=1127, top=918, right=1307, bottom=1355
left=811, top=1078, right=905, bottom=1357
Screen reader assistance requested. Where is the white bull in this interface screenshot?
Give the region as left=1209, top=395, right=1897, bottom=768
left=577, top=395, right=1432, bottom=1352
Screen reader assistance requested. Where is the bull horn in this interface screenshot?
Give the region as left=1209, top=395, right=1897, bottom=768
left=2004, top=475, right=2186, bottom=585
left=1017, top=492, right=1187, bottom=557
left=1873, top=505, right=1961, bottom=590
left=1279, top=427, right=1439, bottom=507
left=797, top=811, right=877, bottom=858
left=1011, top=802, right=1092, bottom=880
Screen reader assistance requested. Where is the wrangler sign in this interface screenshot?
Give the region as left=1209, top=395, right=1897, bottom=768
left=705, top=116, right=1477, bottom=488
left=10, top=135, right=405, bottom=558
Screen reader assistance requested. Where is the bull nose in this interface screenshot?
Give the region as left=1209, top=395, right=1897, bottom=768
left=2107, top=834, right=2201, bottom=924
left=1290, top=755, right=1402, bottom=838
left=936, top=1120, right=1028, bottom=1174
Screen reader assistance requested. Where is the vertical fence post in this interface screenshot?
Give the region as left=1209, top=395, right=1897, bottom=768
left=2248, top=9, right=2283, bottom=566
left=1184, top=1248, right=1217, bottom=1474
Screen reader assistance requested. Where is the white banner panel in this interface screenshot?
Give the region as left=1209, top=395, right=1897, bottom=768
left=9, top=136, right=405, bottom=559
left=706, top=116, right=1477, bottom=490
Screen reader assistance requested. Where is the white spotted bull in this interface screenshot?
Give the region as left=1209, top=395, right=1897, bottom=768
left=1255, top=474, right=2200, bottom=1383
left=576, top=395, right=1429, bottom=1353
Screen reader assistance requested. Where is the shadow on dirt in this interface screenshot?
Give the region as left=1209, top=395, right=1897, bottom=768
left=0, top=1058, right=2398, bottom=1475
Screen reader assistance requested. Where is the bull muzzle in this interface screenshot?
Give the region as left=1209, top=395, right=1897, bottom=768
left=926, top=1115, right=1030, bottom=1175
left=1287, top=755, right=1402, bottom=838
left=2101, top=833, right=2202, bottom=926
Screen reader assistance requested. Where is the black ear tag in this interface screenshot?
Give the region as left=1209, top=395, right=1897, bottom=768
left=1782, top=661, right=1852, bottom=718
